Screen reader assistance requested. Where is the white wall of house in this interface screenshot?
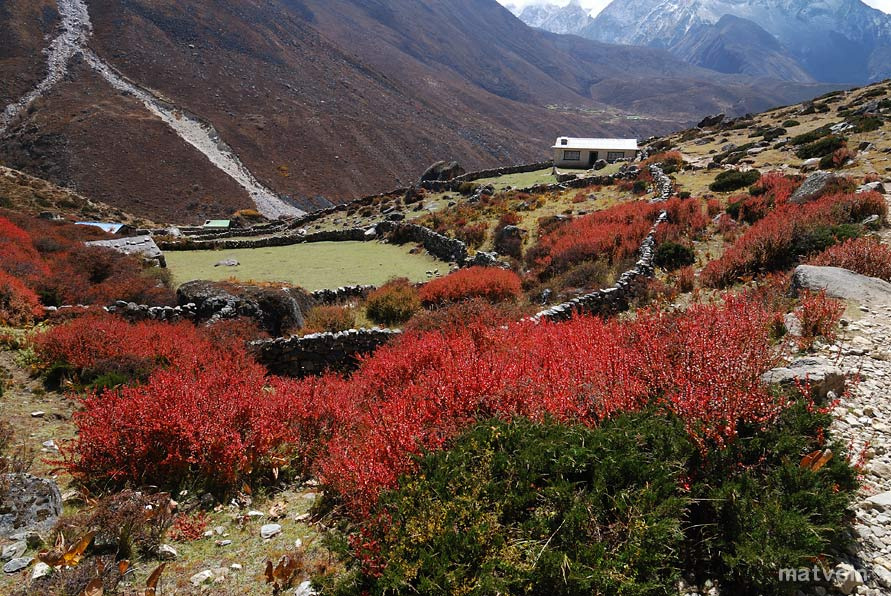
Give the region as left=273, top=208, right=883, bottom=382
left=553, top=147, right=636, bottom=168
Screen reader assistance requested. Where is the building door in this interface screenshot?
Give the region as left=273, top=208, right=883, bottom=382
left=588, top=151, right=598, bottom=167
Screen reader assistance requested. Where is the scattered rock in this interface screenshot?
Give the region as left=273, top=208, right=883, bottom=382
left=792, top=265, right=891, bottom=304
left=834, top=563, right=863, bottom=595
left=2, top=557, right=33, bottom=574
left=261, top=523, right=282, bottom=539
left=214, top=259, right=240, bottom=267
left=1, top=542, right=26, bottom=562
left=29, top=412, right=44, bottom=418
left=0, top=475, right=63, bottom=539
left=800, top=157, right=822, bottom=172
left=698, top=113, right=725, bottom=129
left=294, top=580, right=317, bottom=596
left=31, top=561, right=50, bottom=580
left=177, top=280, right=310, bottom=335
left=866, top=492, right=891, bottom=510
left=593, top=159, right=607, bottom=170
left=789, top=171, right=838, bottom=204
left=190, top=570, right=215, bottom=586
left=419, top=161, right=465, bottom=182
left=761, top=357, right=845, bottom=401
left=157, top=544, right=178, bottom=561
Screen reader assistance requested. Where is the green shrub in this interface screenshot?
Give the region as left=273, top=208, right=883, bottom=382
left=709, top=170, right=761, bottom=193
left=329, top=414, right=694, bottom=596
left=791, top=224, right=861, bottom=257
left=632, top=180, right=648, bottom=194
left=850, top=115, right=883, bottom=133
left=303, top=305, right=358, bottom=334
left=790, top=125, right=832, bottom=146
left=795, top=135, right=846, bottom=159
left=365, top=278, right=421, bottom=326
left=782, top=120, right=800, bottom=128
left=654, top=242, right=696, bottom=271
left=326, top=403, right=858, bottom=596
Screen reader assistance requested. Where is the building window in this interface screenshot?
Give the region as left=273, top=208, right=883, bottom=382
left=563, top=150, right=581, bottom=161
left=607, top=151, right=625, bottom=161
left=560, top=138, right=568, bottom=145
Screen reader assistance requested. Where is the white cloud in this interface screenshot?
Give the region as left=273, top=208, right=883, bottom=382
left=862, top=0, right=891, bottom=12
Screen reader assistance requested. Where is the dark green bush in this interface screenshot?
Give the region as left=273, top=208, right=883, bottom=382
left=654, top=242, right=696, bottom=271
left=782, top=120, right=800, bottom=128
left=632, top=180, right=648, bottom=194
left=326, top=403, right=858, bottom=596
left=791, top=224, right=861, bottom=258
left=329, top=414, right=694, bottom=596
left=796, top=135, right=846, bottom=159
left=790, top=125, right=832, bottom=146
left=709, top=170, right=761, bottom=193
left=850, top=115, right=883, bottom=134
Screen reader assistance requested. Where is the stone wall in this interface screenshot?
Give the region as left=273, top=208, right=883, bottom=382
left=158, top=228, right=368, bottom=251
left=533, top=211, right=668, bottom=323
left=375, top=221, right=468, bottom=264
left=649, top=165, right=674, bottom=202
left=311, top=285, right=376, bottom=304
left=250, top=329, right=402, bottom=377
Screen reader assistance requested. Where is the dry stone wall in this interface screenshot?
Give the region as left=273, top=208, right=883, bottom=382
left=250, top=329, right=402, bottom=377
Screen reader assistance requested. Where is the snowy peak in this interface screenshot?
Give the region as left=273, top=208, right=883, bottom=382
left=513, top=2, right=595, bottom=36
left=513, top=0, right=891, bottom=83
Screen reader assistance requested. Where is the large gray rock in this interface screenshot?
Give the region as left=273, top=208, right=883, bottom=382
left=0, top=475, right=62, bottom=539
left=177, top=280, right=310, bottom=336
left=419, top=161, right=465, bottom=183
left=761, top=357, right=845, bottom=401
left=789, top=171, right=838, bottom=204
left=792, top=265, right=891, bottom=305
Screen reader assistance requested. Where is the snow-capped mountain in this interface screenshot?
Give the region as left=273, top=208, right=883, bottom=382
left=513, top=0, right=891, bottom=83
left=509, top=1, right=595, bottom=36
left=581, top=0, right=891, bottom=83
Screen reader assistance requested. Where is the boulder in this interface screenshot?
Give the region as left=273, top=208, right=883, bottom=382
left=792, top=265, right=891, bottom=305
left=260, top=523, right=282, bottom=539
left=858, top=181, right=886, bottom=194
left=177, top=280, right=310, bottom=336
left=419, top=161, right=465, bottom=183
left=697, top=113, right=725, bottom=129
left=493, top=225, right=525, bottom=258
left=214, top=259, right=240, bottom=267
left=0, top=475, right=62, bottom=539
left=761, top=357, right=845, bottom=401
left=800, top=158, right=821, bottom=172
left=593, top=159, right=608, bottom=170
left=789, top=171, right=838, bottom=204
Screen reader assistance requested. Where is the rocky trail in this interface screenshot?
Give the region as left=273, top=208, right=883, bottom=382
left=0, top=0, right=304, bottom=220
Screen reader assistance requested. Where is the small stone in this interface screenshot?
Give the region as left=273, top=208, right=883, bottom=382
left=31, top=562, right=50, bottom=580
left=261, top=523, right=282, bottom=539
left=230, top=563, right=242, bottom=571
left=1, top=542, right=25, bottom=562
left=247, top=510, right=265, bottom=517
left=190, top=570, right=214, bottom=585
left=295, top=513, right=310, bottom=522
left=874, top=565, right=891, bottom=588
left=866, top=492, right=891, bottom=510
left=294, top=538, right=303, bottom=549
left=41, top=440, right=57, bottom=451
left=216, top=539, right=232, bottom=547
left=834, top=563, right=863, bottom=595
left=30, top=412, right=44, bottom=418
left=294, top=580, right=317, bottom=596
left=203, top=530, right=214, bottom=537
left=158, top=544, right=178, bottom=561
left=3, top=557, right=33, bottom=574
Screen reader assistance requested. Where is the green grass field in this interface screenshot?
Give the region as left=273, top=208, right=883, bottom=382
left=474, top=168, right=558, bottom=190
left=165, top=241, right=444, bottom=290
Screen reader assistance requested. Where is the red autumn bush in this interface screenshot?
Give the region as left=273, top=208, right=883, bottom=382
left=0, top=271, right=42, bottom=326
left=303, top=305, right=358, bottom=334
left=419, top=267, right=522, bottom=306
left=62, top=351, right=298, bottom=493
left=750, top=172, right=801, bottom=206
left=299, top=293, right=783, bottom=514
left=796, top=290, right=844, bottom=351
left=702, top=192, right=887, bottom=287
left=807, top=237, right=891, bottom=281
left=0, top=212, right=175, bottom=307
left=403, top=298, right=530, bottom=333
left=31, top=311, right=239, bottom=381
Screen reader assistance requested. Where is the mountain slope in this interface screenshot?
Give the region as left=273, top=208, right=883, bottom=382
left=510, top=0, right=594, bottom=35
left=0, top=0, right=837, bottom=222
left=582, top=0, right=891, bottom=84
left=670, top=14, right=813, bottom=82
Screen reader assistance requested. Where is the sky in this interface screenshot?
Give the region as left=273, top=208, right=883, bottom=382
left=498, top=0, right=891, bottom=15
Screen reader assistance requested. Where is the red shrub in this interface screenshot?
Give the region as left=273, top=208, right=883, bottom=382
left=31, top=311, right=247, bottom=379
left=62, top=351, right=298, bottom=492
left=0, top=216, right=48, bottom=280
left=419, top=267, right=522, bottom=306
left=365, top=278, right=421, bottom=326
left=752, top=172, right=801, bottom=206
left=796, top=290, right=844, bottom=351
left=706, top=199, right=722, bottom=218
left=167, top=512, right=209, bottom=542
left=0, top=270, right=43, bottom=326
left=702, top=192, right=887, bottom=287
left=807, top=237, right=891, bottom=281
left=300, top=293, right=783, bottom=514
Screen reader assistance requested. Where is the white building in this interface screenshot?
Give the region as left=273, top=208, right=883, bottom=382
left=552, top=137, right=639, bottom=168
